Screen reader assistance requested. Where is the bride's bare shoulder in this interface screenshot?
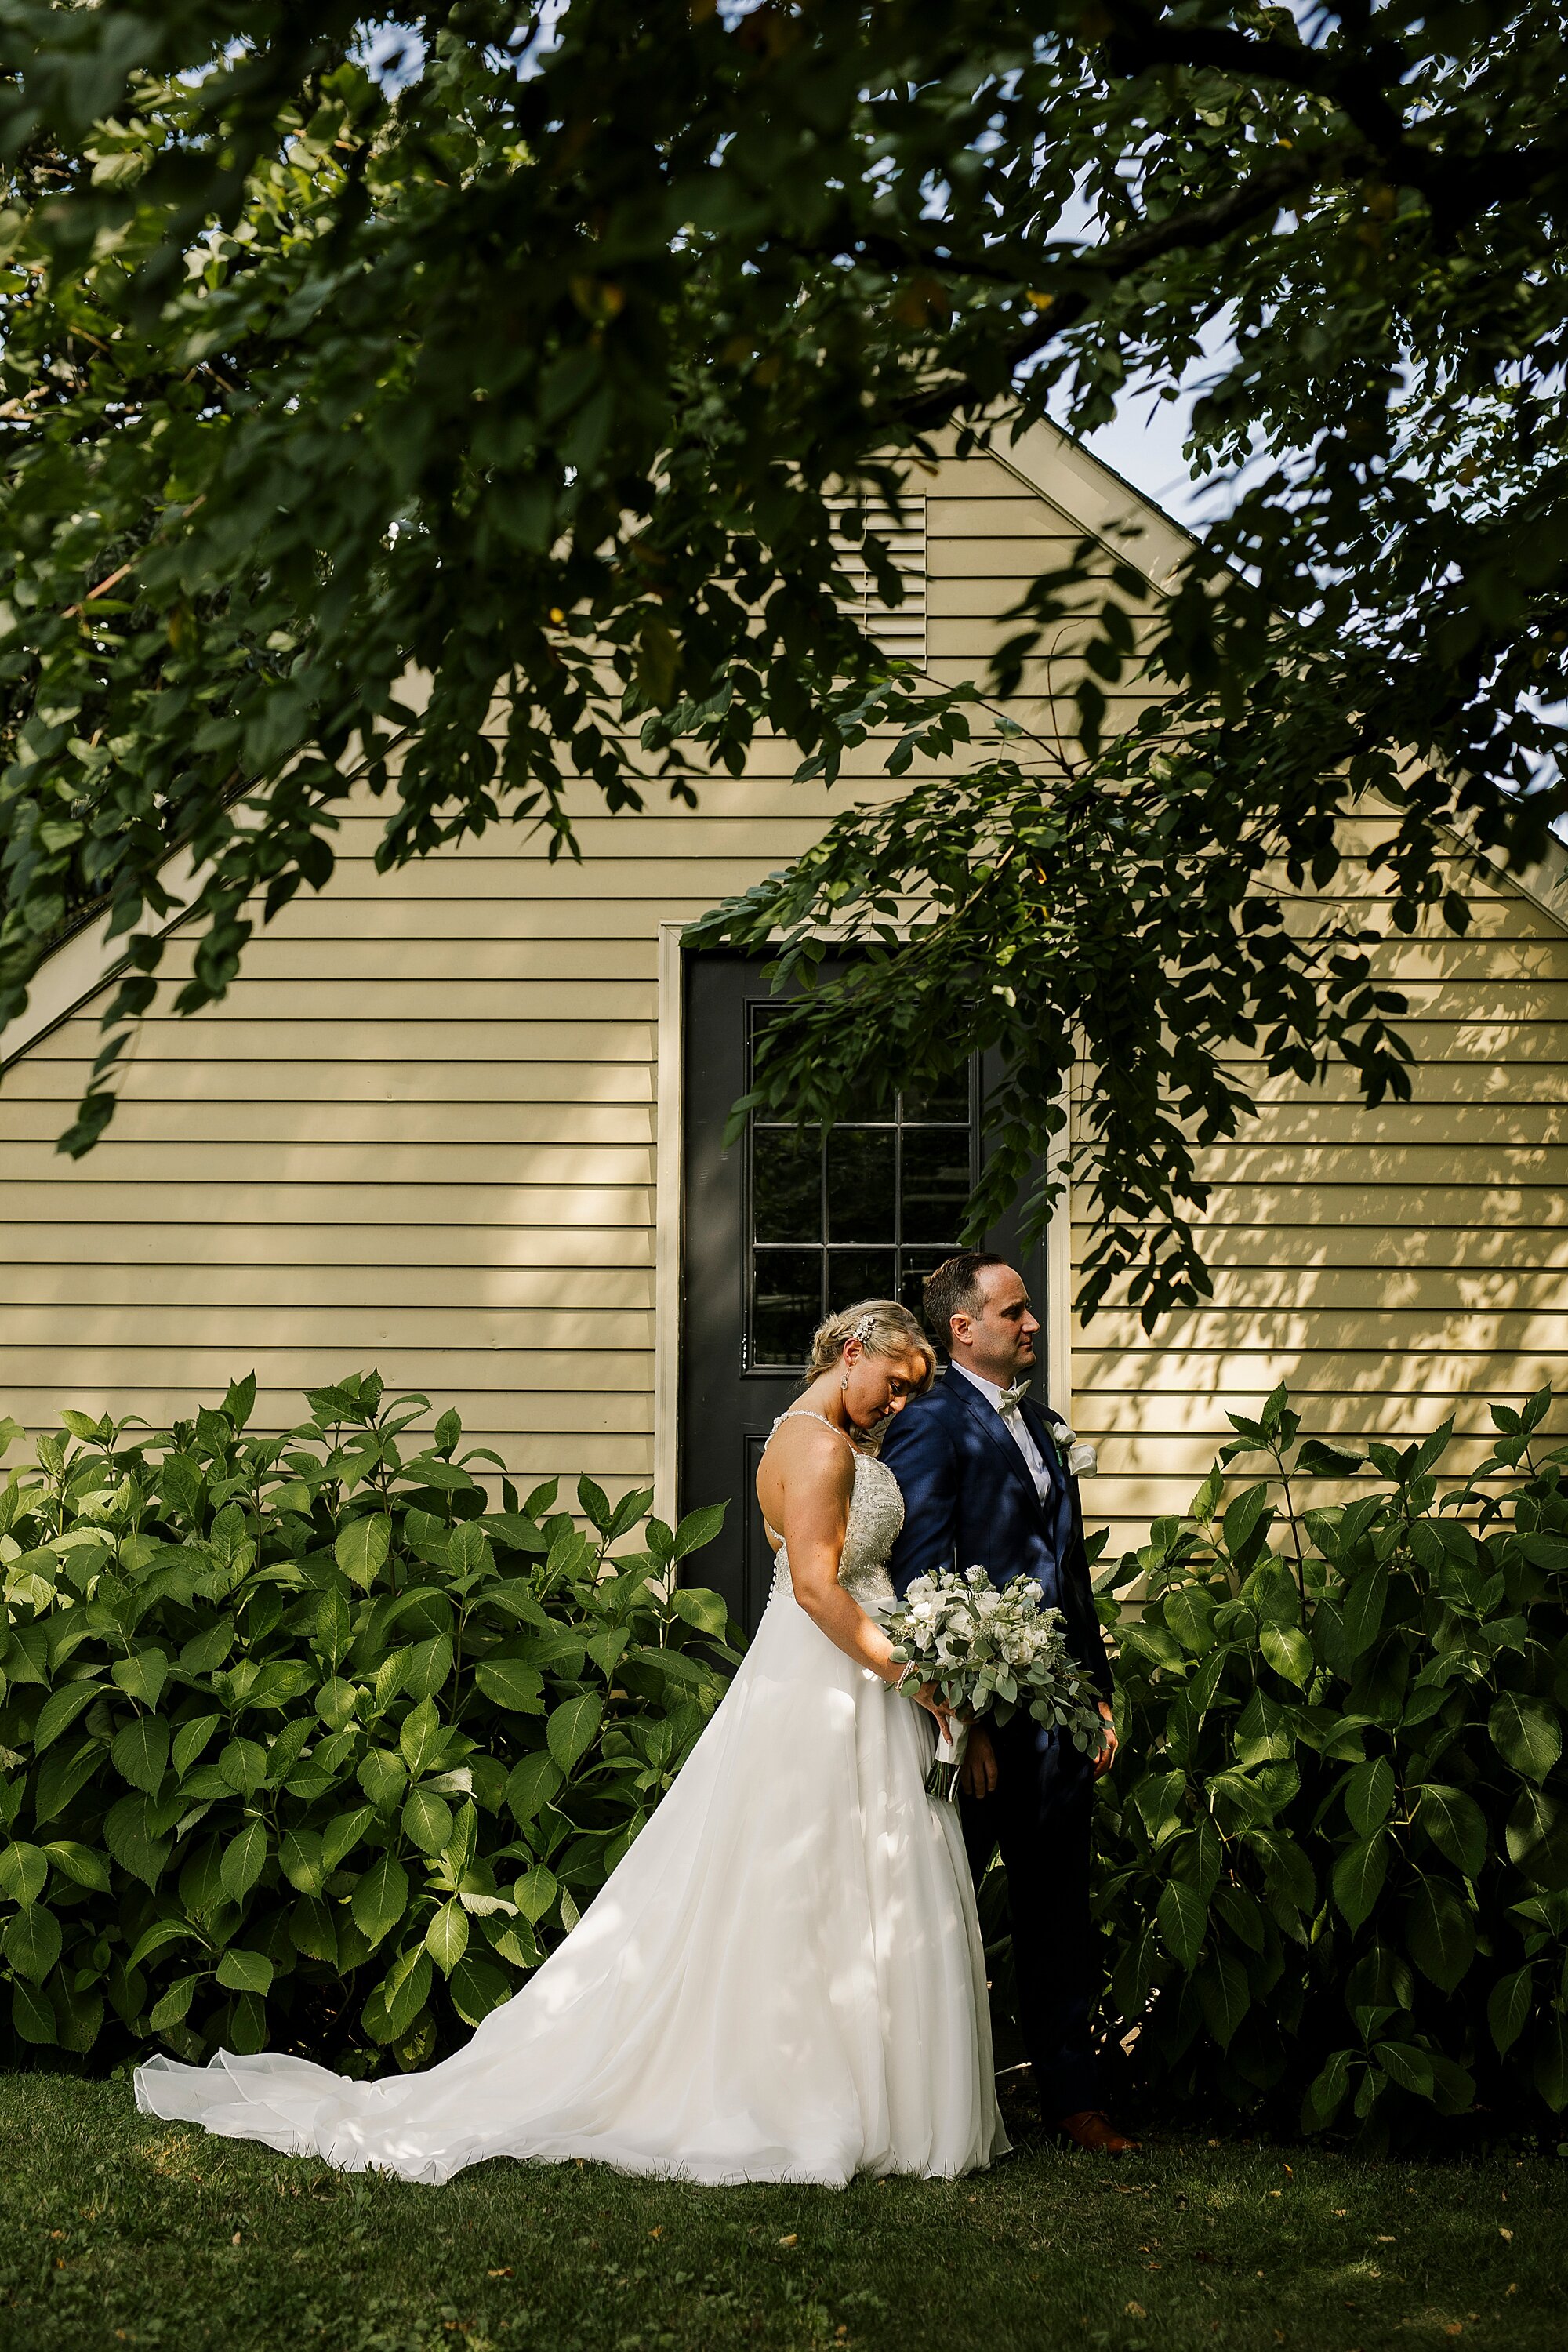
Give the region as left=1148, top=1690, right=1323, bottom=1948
left=764, top=1414, right=857, bottom=1491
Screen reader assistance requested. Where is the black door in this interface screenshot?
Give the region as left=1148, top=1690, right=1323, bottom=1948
left=680, top=950, right=1047, bottom=1635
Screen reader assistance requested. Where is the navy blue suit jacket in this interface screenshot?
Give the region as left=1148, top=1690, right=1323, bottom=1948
left=880, top=1372, right=1112, bottom=1702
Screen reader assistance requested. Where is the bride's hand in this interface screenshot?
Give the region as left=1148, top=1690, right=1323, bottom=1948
left=910, top=1682, right=953, bottom=1739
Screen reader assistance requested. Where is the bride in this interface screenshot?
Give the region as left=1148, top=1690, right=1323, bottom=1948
left=135, top=1300, right=1007, bottom=2186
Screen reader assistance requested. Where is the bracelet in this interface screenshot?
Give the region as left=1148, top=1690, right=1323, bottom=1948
left=892, top=1662, right=920, bottom=1693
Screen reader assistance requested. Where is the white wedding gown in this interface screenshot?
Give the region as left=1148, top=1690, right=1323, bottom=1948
left=135, top=1434, right=1007, bottom=2186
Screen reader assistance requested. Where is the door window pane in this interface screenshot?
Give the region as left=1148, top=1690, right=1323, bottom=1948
left=753, top=1126, right=822, bottom=1243
left=828, top=1247, right=897, bottom=1315
left=752, top=1248, right=822, bottom=1367
left=745, top=1007, right=979, bottom=1370
left=900, top=1071, right=971, bottom=1123
left=826, top=1128, right=896, bottom=1242
left=901, top=1129, right=972, bottom=1245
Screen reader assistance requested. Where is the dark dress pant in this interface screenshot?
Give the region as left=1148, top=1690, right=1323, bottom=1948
left=960, top=1708, right=1102, bottom=2119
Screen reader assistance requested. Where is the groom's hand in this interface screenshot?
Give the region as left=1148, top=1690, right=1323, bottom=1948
left=960, top=1722, right=998, bottom=1799
left=1093, top=1700, right=1118, bottom=1780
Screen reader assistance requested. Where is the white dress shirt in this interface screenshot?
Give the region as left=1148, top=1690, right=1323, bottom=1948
left=949, top=1360, right=1052, bottom=1504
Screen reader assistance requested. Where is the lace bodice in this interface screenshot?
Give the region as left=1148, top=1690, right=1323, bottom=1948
left=764, top=1414, right=906, bottom=1613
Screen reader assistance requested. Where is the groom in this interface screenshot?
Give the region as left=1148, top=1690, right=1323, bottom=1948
left=881, top=1252, right=1134, bottom=2153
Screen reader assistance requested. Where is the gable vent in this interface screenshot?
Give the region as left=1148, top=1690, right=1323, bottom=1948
left=829, top=497, right=927, bottom=665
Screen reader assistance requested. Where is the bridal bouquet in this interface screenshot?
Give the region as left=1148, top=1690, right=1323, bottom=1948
left=887, top=1566, right=1107, bottom=1800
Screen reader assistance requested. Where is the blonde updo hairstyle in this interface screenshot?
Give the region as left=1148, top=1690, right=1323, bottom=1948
left=800, top=1298, right=937, bottom=1396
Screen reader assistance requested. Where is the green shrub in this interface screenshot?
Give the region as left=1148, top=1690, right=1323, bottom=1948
left=0, top=1372, right=733, bottom=2072
left=1094, top=1384, right=1568, bottom=2142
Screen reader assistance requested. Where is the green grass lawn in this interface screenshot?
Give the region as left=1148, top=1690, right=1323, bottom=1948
left=0, top=2072, right=1560, bottom=2352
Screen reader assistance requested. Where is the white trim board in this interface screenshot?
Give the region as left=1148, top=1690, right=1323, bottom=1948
left=652, top=921, right=686, bottom=1526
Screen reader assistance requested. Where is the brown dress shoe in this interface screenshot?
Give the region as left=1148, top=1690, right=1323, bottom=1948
left=1056, top=2108, right=1140, bottom=2153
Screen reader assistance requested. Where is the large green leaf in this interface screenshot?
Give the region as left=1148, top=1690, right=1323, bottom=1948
left=1156, top=1878, right=1207, bottom=1971
left=403, top=1787, right=455, bottom=1856
left=358, top=1748, right=408, bottom=1815
left=475, top=1657, right=547, bottom=1715
left=1487, top=1965, right=1534, bottom=2057
left=1404, top=1875, right=1476, bottom=1994
left=219, top=1820, right=269, bottom=1904
left=335, top=1513, right=391, bottom=1592
left=31, top=1680, right=100, bottom=1755
left=1534, top=2015, right=1568, bottom=2113
left=351, top=1851, right=410, bottom=1947
left=1338, top=1567, right=1388, bottom=1662
left=127, top=1915, right=205, bottom=1972
left=398, top=1697, right=444, bottom=1779
left=1375, top=2039, right=1436, bottom=2100
left=1332, top=1833, right=1388, bottom=1932
left=1, top=1904, right=61, bottom=1984
left=322, top=1806, right=376, bottom=1871
left=0, top=1841, right=48, bottom=1908
left=1343, top=1756, right=1396, bottom=1838
left=1259, top=1623, right=1312, bottom=1688
left=546, top=1693, right=604, bottom=1775
left=104, top=1794, right=172, bottom=1889
left=289, top=1897, right=339, bottom=1965
left=11, top=1980, right=56, bottom=2046
left=1195, top=1947, right=1250, bottom=2048
left=1489, top=1693, right=1563, bottom=1783
left=512, top=1865, right=558, bottom=1926
left=404, top=1633, right=454, bottom=1702
left=110, top=1713, right=171, bottom=1796
left=425, top=1897, right=470, bottom=1974
left=1418, top=1784, right=1487, bottom=1879
left=42, top=1839, right=111, bottom=1893
left=216, top=1947, right=275, bottom=1996
left=1507, top=1786, right=1568, bottom=1888
left=111, top=1650, right=169, bottom=1709
left=448, top=1954, right=514, bottom=2028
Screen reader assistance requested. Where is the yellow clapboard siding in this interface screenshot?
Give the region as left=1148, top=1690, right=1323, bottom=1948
left=0, top=1182, right=652, bottom=1225
left=6, top=1061, right=659, bottom=1107
left=0, top=1141, right=655, bottom=1188
left=1070, top=1267, right=1568, bottom=1313
left=27, top=1022, right=656, bottom=1063
left=0, top=1223, right=656, bottom=1268
left=1, top=1263, right=654, bottom=1312
left=0, top=1305, right=656, bottom=1351
left=1069, top=1222, right=1568, bottom=1271
left=1192, top=1103, right=1566, bottom=1145
left=0, top=1352, right=652, bottom=1410
left=214, top=936, right=662, bottom=982
left=0, top=1100, right=656, bottom=1148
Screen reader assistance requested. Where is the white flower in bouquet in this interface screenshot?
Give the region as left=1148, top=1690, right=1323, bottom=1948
left=886, top=1566, right=1107, bottom=1799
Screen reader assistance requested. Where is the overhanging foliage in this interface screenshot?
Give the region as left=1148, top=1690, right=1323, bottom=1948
left=0, top=3, right=1563, bottom=1313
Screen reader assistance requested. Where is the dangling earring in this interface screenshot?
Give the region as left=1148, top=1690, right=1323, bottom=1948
left=840, top=1374, right=850, bottom=1392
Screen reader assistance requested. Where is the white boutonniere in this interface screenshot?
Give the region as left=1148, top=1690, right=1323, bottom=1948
left=1052, top=1421, right=1098, bottom=1478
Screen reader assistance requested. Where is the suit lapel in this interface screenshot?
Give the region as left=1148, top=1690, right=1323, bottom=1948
left=945, top=1371, right=1050, bottom=1526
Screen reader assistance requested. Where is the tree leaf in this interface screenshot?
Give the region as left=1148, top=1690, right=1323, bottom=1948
left=1338, top=1567, right=1388, bottom=1661
left=111, top=1650, right=169, bottom=1709
left=1196, top=1947, right=1250, bottom=2047
left=12, top=1980, right=57, bottom=2046
left=448, top=1954, right=514, bottom=2028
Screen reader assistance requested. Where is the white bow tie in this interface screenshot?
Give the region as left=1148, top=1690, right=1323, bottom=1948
left=996, top=1382, right=1030, bottom=1413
